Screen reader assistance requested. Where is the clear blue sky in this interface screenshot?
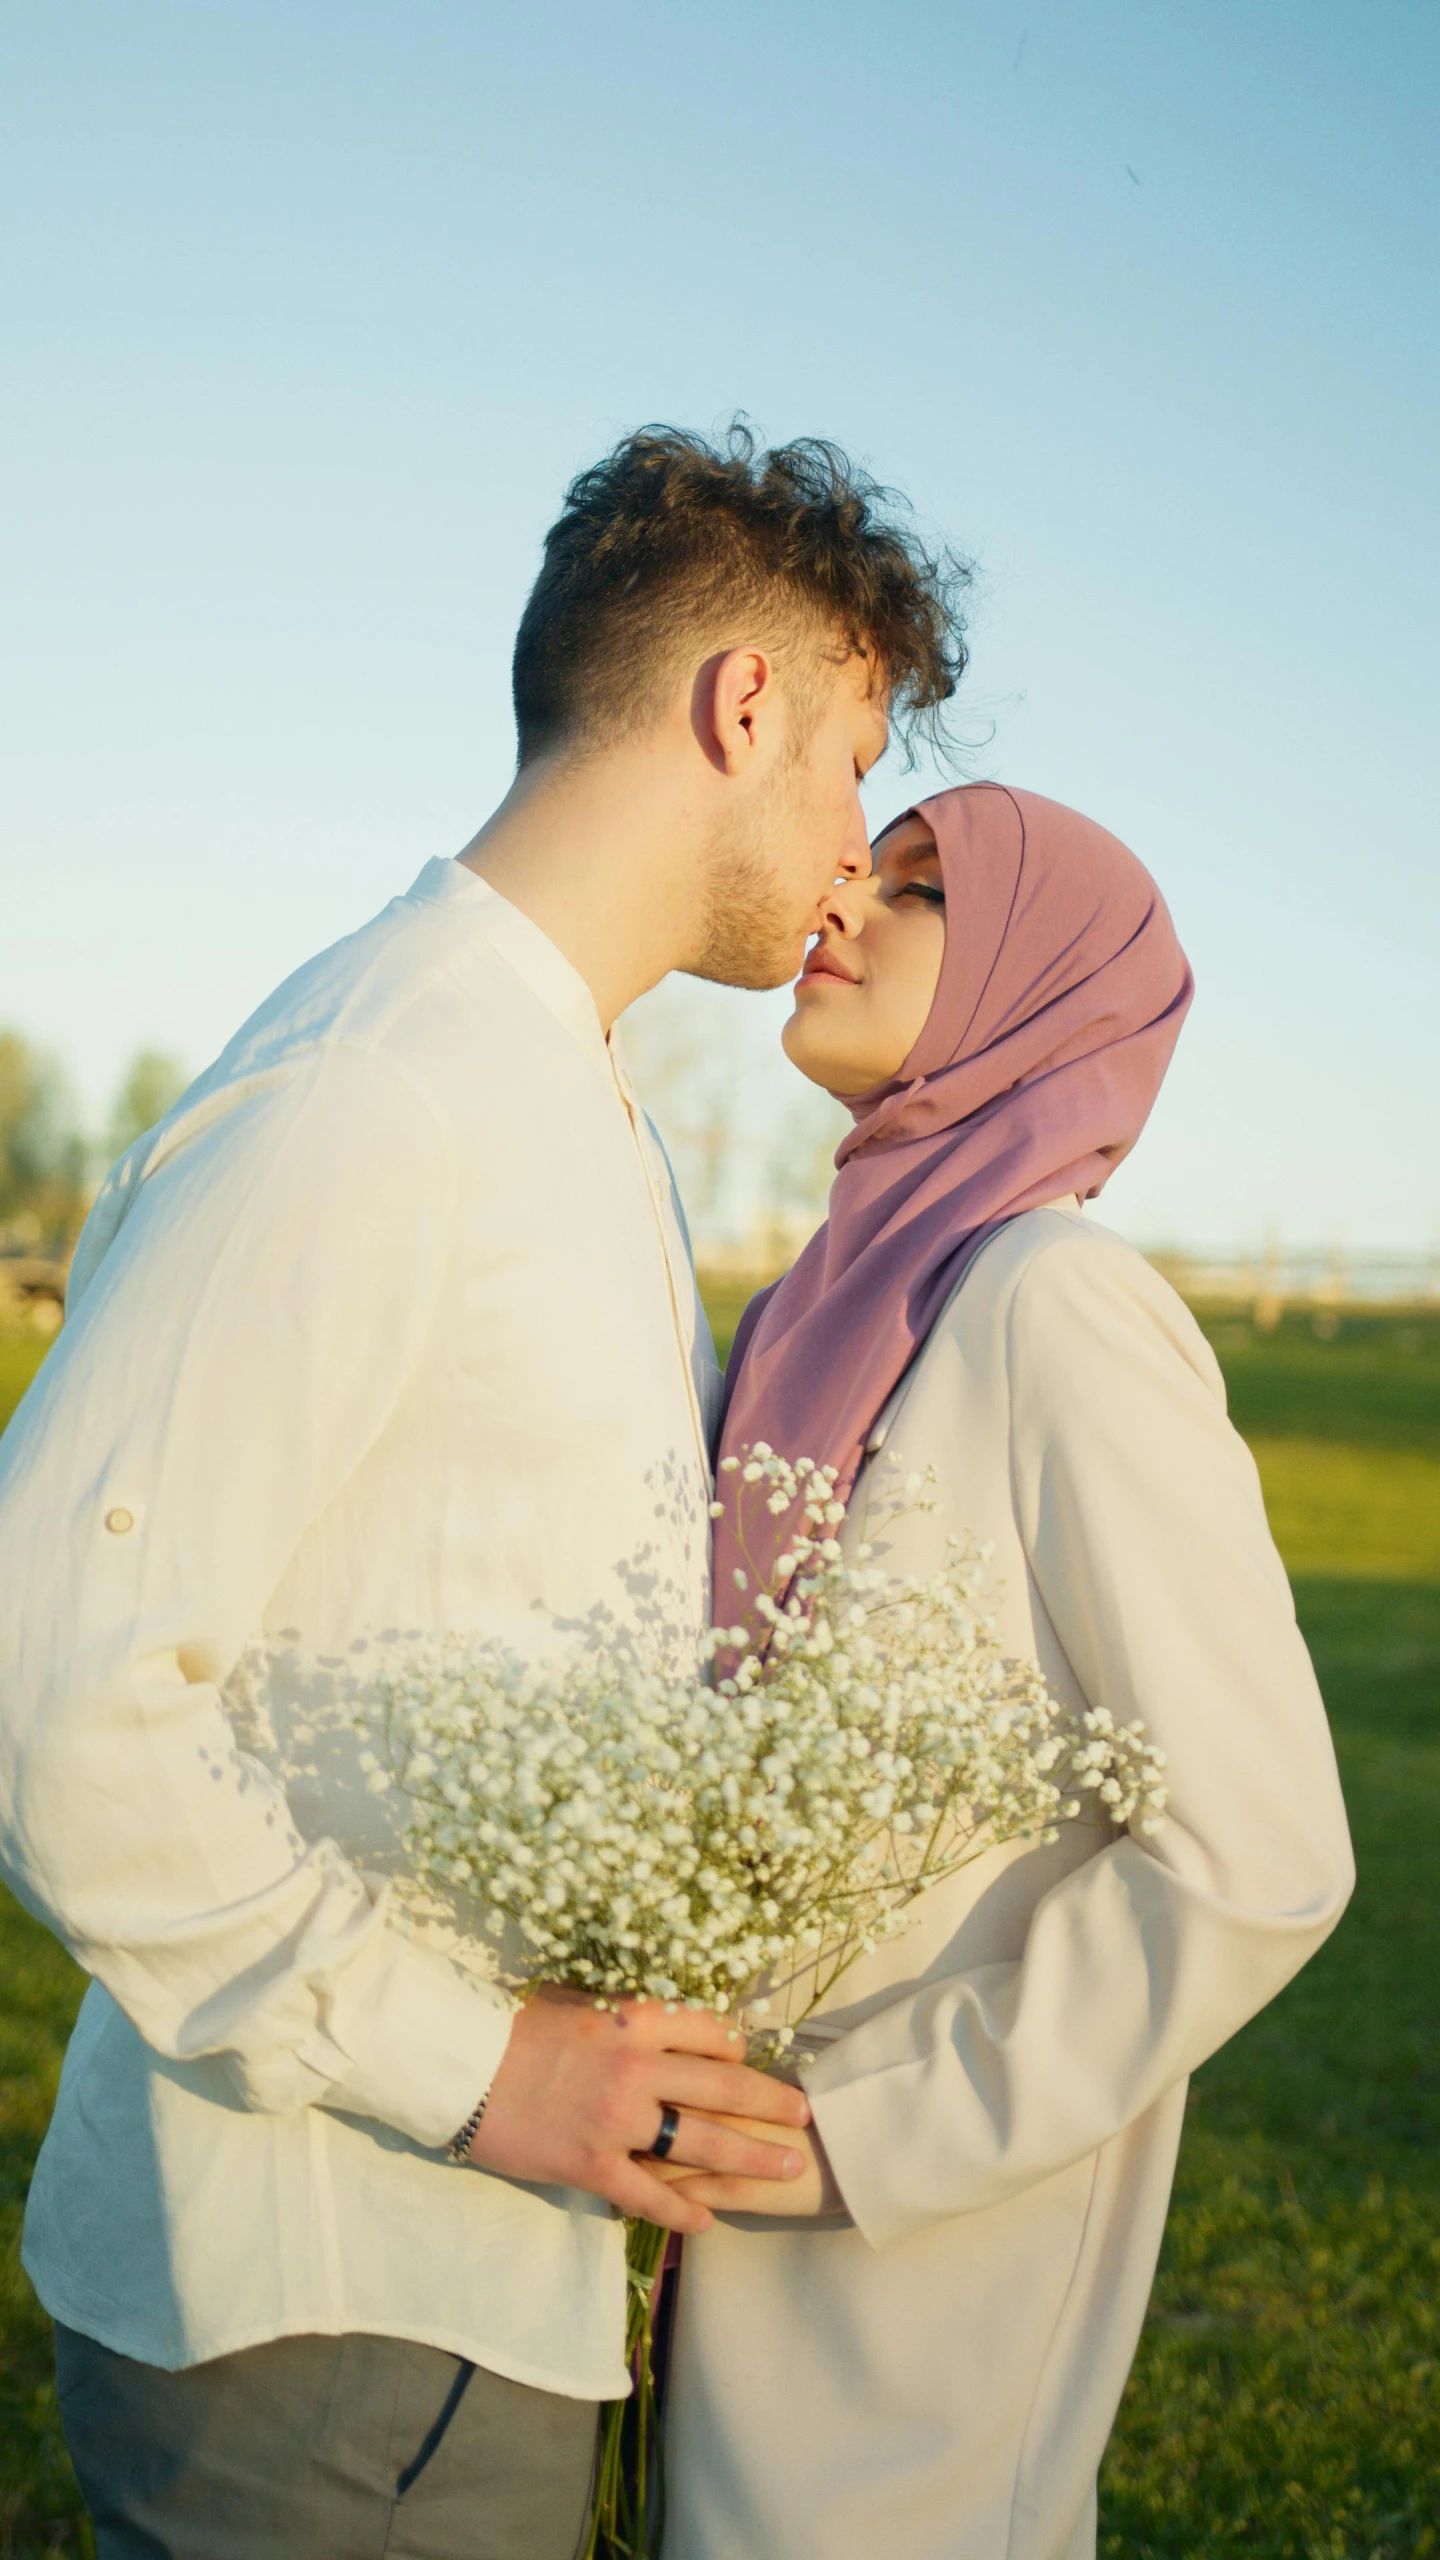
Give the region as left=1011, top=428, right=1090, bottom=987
left=2, top=0, right=1436, bottom=1251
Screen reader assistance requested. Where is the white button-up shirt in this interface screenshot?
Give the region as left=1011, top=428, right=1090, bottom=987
left=1, top=858, right=719, bottom=2395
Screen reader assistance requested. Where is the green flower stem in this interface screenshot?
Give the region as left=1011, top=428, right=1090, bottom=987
left=585, top=2216, right=670, bottom=2560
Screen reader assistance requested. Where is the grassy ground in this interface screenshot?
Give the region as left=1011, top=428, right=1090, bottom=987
left=1093, top=1305, right=1440, bottom=2558
left=1, top=1305, right=1437, bottom=2555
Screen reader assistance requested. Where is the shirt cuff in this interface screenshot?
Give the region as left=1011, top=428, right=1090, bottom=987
left=805, top=2003, right=947, bottom=2252
left=317, top=1925, right=517, bottom=2152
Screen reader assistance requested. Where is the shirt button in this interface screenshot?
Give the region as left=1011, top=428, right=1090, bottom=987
left=104, top=1507, right=135, bottom=1536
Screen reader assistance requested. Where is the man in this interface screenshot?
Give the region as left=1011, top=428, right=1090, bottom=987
left=0, top=423, right=964, bottom=2557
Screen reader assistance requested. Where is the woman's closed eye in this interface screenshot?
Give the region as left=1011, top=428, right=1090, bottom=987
left=899, top=881, right=945, bottom=907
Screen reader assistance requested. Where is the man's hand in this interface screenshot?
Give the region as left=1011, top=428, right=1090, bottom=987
left=464, top=1990, right=812, bottom=2233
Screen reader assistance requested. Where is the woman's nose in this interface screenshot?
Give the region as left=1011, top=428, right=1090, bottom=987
left=818, top=877, right=869, bottom=938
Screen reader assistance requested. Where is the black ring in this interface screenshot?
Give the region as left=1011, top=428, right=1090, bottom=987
left=649, top=2102, right=680, bottom=2162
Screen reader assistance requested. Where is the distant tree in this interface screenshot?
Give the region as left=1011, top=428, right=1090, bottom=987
left=621, top=982, right=848, bottom=1267
left=620, top=987, right=739, bottom=1244
left=106, top=1048, right=187, bottom=1164
left=0, top=1029, right=88, bottom=1245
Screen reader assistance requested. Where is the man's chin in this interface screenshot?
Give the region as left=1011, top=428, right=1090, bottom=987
left=682, top=944, right=805, bottom=994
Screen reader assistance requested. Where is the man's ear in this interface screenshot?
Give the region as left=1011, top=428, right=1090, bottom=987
left=692, top=647, right=778, bottom=776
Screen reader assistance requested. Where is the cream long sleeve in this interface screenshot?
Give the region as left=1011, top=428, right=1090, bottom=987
left=1, top=1040, right=508, bottom=2144
left=5, top=856, right=718, bottom=2390
left=810, top=1218, right=1354, bottom=2247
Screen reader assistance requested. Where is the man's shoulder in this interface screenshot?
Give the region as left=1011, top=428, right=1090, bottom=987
left=70, top=877, right=516, bottom=1290
left=214, top=872, right=515, bottom=1090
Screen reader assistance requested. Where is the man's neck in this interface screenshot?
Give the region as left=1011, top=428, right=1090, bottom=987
left=457, top=750, right=704, bottom=1032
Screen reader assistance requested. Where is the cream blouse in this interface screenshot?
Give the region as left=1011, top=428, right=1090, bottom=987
left=663, top=1204, right=1353, bottom=2560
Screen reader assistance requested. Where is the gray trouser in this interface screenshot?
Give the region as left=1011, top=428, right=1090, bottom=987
left=55, top=2323, right=599, bottom=2560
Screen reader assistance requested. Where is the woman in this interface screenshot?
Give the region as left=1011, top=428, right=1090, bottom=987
left=658, top=784, right=1354, bottom=2560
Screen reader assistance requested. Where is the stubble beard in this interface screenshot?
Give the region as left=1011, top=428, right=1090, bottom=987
left=685, top=769, right=816, bottom=994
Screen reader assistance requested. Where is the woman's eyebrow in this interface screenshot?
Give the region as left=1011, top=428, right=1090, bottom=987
left=884, top=840, right=939, bottom=881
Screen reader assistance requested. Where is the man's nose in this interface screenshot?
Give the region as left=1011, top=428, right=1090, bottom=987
left=837, top=797, right=873, bottom=882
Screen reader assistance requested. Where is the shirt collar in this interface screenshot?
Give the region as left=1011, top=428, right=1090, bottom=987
left=404, top=857, right=610, bottom=1068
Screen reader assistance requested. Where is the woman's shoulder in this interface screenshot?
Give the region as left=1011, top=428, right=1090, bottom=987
left=942, top=1206, right=1226, bottom=1400
left=954, top=1200, right=1164, bottom=1311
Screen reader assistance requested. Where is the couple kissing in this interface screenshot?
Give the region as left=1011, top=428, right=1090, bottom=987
left=0, top=422, right=1352, bottom=2560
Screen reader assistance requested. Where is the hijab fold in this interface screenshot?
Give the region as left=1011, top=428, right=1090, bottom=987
left=713, top=785, right=1193, bottom=1601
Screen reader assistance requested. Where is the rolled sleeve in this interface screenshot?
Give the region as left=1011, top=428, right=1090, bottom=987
left=0, top=1037, right=511, bottom=2148
left=309, top=1901, right=515, bottom=2149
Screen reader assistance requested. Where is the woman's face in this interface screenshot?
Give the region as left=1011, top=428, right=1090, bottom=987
left=781, top=813, right=946, bottom=1097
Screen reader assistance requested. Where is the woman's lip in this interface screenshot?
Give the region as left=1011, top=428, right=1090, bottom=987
left=799, top=954, right=858, bottom=987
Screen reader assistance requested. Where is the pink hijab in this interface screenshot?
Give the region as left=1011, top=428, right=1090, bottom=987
left=713, top=783, right=1193, bottom=1600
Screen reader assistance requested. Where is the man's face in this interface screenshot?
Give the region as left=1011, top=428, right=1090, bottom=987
left=689, top=652, right=888, bottom=991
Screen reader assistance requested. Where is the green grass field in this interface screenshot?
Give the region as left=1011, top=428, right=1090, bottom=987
left=1, top=1303, right=1437, bottom=2557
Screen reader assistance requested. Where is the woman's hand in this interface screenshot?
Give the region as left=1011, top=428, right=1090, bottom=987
left=648, top=2110, right=847, bottom=2218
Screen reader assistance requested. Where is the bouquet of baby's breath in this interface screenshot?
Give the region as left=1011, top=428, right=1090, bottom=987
left=361, top=1448, right=1167, bottom=2558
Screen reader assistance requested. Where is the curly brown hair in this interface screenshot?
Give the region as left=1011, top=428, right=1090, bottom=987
left=512, top=420, right=970, bottom=766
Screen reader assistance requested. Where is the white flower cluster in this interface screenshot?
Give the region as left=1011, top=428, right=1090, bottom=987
left=360, top=1447, right=1168, bottom=2037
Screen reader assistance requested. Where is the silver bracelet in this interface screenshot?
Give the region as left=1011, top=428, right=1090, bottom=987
left=446, top=2092, right=489, bottom=2164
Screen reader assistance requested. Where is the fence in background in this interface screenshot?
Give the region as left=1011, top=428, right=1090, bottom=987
left=1148, top=1245, right=1439, bottom=1332
left=700, top=1235, right=1440, bottom=1333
